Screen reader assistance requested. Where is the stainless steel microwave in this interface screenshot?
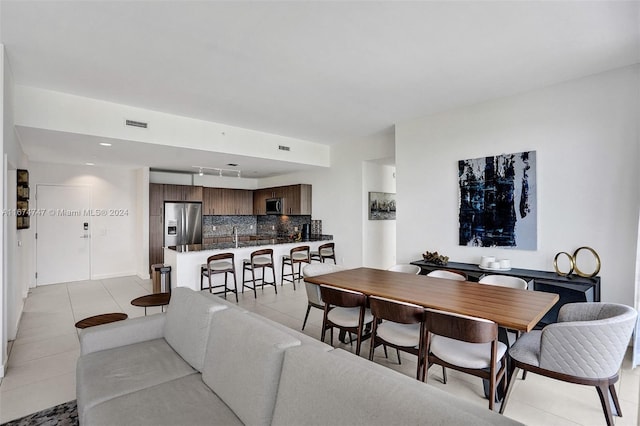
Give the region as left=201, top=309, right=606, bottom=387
left=266, top=198, right=283, bottom=215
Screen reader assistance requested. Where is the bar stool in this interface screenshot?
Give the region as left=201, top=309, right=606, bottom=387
left=280, top=245, right=310, bottom=290
left=200, top=252, right=238, bottom=303
left=310, top=242, right=336, bottom=264
left=242, top=248, right=277, bottom=298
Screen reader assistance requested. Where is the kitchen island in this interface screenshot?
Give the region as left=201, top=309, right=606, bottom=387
left=164, top=235, right=334, bottom=293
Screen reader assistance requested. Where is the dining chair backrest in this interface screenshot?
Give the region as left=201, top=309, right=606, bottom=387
left=320, top=285, right=366, bottom=308
left=425, top=309, right=498, bottom=343
left=479, top=274, right=528, bottom=289
left=250, top=248, right=274, bottom=266
left=302, top=264, right=346, bottom=306
left=369, top=296, right=425, bottom=325
left=387, top=264, right=421, bottom=274
left=426, top=270, right=467, bottom=281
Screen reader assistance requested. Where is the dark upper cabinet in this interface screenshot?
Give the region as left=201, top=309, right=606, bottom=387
left=253, top=184, right=311, bottom=215
left=204, top=187, right=253, bottom=215
left=164, top=184, right=203, bottom=202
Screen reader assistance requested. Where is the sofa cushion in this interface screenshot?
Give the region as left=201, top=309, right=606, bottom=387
left=199, top=290, right=249, bottom=312
left=245, top=312, right=333, bottom=351
left=164, top=287, right=227, bottom=371
left=271, top=346, right=522, bottom=426
left=84, top=373, right=242, bottom=426
left=77, top=338, right=197, bottom=424
left=202, top=309, right=301, bottom=426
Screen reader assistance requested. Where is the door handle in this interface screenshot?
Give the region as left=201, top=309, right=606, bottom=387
left=80, top=235, right=90, bottom=239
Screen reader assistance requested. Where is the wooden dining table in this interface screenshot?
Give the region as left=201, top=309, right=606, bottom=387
left=305, top=267, right=559, bottom=332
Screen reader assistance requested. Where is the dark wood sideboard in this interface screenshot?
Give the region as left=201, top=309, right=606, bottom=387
left=410, top=260, right=600, bottom=327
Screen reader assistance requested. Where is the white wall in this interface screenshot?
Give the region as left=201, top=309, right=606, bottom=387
left=363, top=162, right=396, bottom=268
left=15, top=86, right=330, bottom=168
left=1, top=43, right=31, bottom=377
left=396, top=65, right=640, bottom=304
left=260, top=129, right=395, bottom=268
left=29, top=162, right=140, bottom=282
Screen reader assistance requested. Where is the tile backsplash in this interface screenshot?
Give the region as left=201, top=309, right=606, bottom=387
left=203, top=215, right=311, bottom=238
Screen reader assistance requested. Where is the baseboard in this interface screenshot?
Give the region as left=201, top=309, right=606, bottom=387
left=137, top=272, right=150, bottom=280
left=90, top=271, right=138, bottom=280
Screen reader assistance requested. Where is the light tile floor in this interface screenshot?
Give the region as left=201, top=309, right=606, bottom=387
left=0, top=276, right=638, bottom=425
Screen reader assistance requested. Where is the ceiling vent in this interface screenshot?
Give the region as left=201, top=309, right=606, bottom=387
left=125, top=119, right=148, bottom=129
left=278, top=145, right=290, bottom=151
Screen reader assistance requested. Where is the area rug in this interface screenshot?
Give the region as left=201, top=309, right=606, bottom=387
left=1, top=400, right=77, bottom=426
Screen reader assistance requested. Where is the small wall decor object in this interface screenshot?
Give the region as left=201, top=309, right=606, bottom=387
left=16, top=169, right=30, bottom=230
left=368, top=192, right=396, bottom=220
left=553, top=247, right=600, bottom=278
left=459, top=151, right=537, bottom=249
left=553, top=252, right=575, bottom=277
left=422, top=251, right=449, bottom=265
left=573, top=246, right=601, bottom=278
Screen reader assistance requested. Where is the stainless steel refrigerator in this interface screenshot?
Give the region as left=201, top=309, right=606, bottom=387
left=164, top=202, right=202, bottom=246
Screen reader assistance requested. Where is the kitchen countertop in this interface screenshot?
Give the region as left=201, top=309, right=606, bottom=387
left=168, top=234, right=333, bottom=253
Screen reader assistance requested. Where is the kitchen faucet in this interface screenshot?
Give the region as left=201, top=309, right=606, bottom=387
left=232, top=226, right=238, bottom=248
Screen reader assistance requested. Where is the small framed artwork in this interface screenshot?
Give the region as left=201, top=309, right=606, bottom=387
left=368, top=192, right=396, bottom=220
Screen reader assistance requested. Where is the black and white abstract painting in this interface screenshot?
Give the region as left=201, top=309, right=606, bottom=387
left=458, top=151, right=537, bottom=250
left=369, top=192, right=396, bottom=220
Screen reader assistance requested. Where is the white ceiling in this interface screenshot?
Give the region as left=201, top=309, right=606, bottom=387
left=2, top=1, right=639, bottom=176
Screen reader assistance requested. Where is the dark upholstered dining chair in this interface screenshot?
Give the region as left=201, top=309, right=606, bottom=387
left=368, top=295, right=427, bottom=381
left=424, top=309, right=507, bottom=411
left=500, top=302, right=638, bottom=426
left=319, top=284, right=373, bottom=356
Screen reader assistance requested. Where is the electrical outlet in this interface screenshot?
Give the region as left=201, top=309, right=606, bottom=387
left=250, top=225, right=253, bottom=229
left=272, top=225, right=275, bottom=230
left=212, top=226, right=216, bottom=231
left=294, top=227, right=298, bottom=232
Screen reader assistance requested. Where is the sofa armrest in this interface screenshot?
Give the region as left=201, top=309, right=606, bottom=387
left=79, top=313, right=167, bottom=355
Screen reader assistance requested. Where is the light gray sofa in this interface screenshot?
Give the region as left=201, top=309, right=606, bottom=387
left=76, top=287, right=522, bottom=426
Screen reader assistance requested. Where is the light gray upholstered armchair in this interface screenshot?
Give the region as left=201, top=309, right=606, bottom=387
left=500, top=302, right=638, bottom=426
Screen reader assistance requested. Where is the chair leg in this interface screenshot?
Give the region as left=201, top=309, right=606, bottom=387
left=488, top=369, right=496, bottom=411
left=250, top=266, right=257, bottom=298
left=368, top=321, right=380, bottom=361
left=442, top=366, right=447, bottom=384
left=280, top=258, right=285, bottom=286
left=396, top=348, right=401, bottom=365
left=272, top=265, right=277, bottom=294
left=302, top=303, right=311, bottom=330
left=232, top=270, right=238, bottom=303
left=290, top=261, right=296, bottom=290
left=595, top=384, right=616, bottom=426
left=207, top=273, right=212, bottom=293
left=499, top=365, right=520, bottom=415
left=609, top=383, right=622, bottom=417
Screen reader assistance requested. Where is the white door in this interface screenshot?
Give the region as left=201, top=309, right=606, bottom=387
left=36, top=185, right=91, bottom=285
